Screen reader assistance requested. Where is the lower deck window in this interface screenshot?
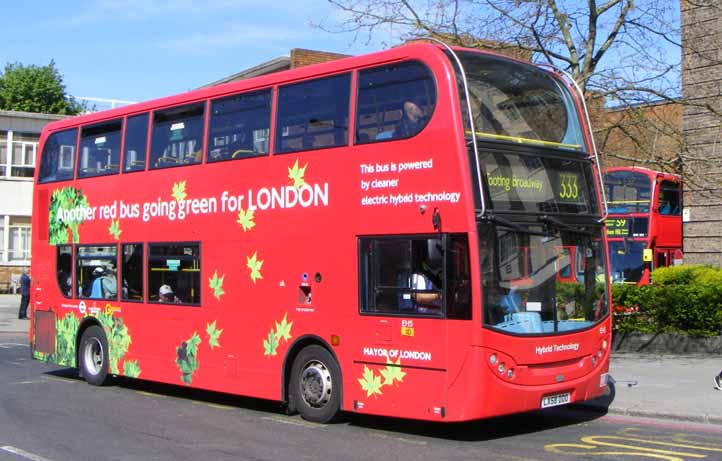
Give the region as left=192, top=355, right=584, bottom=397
left=76, top=245, right=118, bottom=300
left=359, top=234, right=471, bottom=319
left=148, top=243, right=200, bottom=304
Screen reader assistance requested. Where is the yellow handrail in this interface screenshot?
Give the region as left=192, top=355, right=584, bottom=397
left=466, top=130, right=582, bottom=150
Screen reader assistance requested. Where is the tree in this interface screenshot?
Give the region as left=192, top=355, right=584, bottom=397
left=320, top=0, right=685, bottom=173
left=0, top=61, right=84, bottom=115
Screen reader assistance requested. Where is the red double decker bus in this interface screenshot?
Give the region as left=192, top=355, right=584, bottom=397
left=30, top=42, right=611, bottom=423
left=604, top=167, right=682, bottom=284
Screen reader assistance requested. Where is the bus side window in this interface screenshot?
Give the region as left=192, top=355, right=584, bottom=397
left=56, top=245, right=73, bottom=298
left=208, top=89, right=271, bottom=162
left=150, top=103, right=205, bottom=169
left=658, top=180, right=680, bottom=215
left=446, top=234, right=472, bottom=320
left=359, top=235, right=446, bottom=317
left=275, top=73, right=351, bottom=154
left=147, top=242, right=201, bottom=305
left=38, top=128, right=77, bottom=184
left=356, top=61, right=437, bottom=144
left=122, top=243, right=143, bottom=301
left=76, top=245, right=118, bottom=300
left=78, top=119, right=122, bottom=178
left=124, top=113, right=149, bottom=172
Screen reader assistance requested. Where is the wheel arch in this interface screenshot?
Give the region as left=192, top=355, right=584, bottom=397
left=281, top=334, right=343, bottom=409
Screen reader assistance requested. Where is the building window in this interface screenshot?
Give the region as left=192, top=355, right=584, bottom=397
left=148, top=242, right=200, bottom=304
left=208, top=89, right=271, bottom=162
left=78, top=119, right=122, bottom=178
left=122, top=243, right=144, bottom=301
left=38, top=128, right=78, bottom=183
left=0, top=226, right=4, bottom=260
left=124, top=113, right=149, bottom=172
left=76, top=245, right=118, bottom=299
left=150, top=104, right=205, bottom=169
left=356, top=61, right=436, bottom=143
left=9, top=226, right=30, bottom=261
left=276, top=73, right=351, bottom=153
left=0, top=130, right=6, bottom=176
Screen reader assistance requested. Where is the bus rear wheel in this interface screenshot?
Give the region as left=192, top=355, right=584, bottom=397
left=79, top=325, right=110, bottom=386
left=290, top=345, right=341, bottom=423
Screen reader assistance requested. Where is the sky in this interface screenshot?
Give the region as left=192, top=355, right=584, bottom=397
left=0, top=0, right=385, bottom=105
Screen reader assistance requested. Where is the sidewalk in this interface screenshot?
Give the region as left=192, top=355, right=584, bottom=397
left=1, top=294, right=721, bottom=425
left=0, top=294, right=30, bottom=334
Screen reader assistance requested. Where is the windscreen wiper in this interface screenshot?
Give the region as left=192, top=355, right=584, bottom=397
left=477, top=211, right=546, bottom=235
left=538, top=215, right=595, bottom=237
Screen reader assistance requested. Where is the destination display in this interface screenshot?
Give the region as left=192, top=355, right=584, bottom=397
left=605, top=217, right=648, bottom=238
left=478, top=150, right=597, bottom=214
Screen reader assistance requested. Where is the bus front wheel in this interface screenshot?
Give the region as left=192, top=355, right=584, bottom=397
left=290, top=345, right=341, bottom=423
left=79, top=325, right=109, bottom=386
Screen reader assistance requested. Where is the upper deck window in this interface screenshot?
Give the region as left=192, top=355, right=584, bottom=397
left=150, top=103, right=205, bottom=169
left=452, top=51, right=585, bottom=152
left=356, top=61, right=436, bottom=143
left=124, top=113, right=149, bottom=172
left=657, top=180, right=680, bottom=216
left=605, top=170, right=651, bottom=214
left=38, top=128, right=78, bottom=184
left=275, top=73, right=351, bottom=154
left=208, top=89, right=271, bottom=162
left=78, top=119, right=122, bottom=179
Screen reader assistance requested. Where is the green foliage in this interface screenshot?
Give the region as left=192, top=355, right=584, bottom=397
left=613, top=265, right=722, bottom=337
left=0, top=61, right=84, bottom=115
left=55, top=313, right=80, bottom=367
left=123, top=360, right=142, bottom=378
left=176, top=332, right=201, bottom=385
left=108, top=219, right=122, bottom=240
left=49, top=187, right=89, bottom=245
left=97, top=313, right=132, bottom=375
left=358, top=359, right=408, bottom=398
left=359, top=365, right=384, bottom=397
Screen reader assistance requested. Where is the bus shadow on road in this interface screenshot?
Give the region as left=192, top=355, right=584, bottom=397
left=43, top=368, right=287, bottom=417
left=43, top=367, right=613, bottom=442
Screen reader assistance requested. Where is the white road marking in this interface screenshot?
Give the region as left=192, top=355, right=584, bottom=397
left=0, top=343, right=29, bottom=348
left=0, top=445, right=55, bottom=461
left=260, top=416, right=326, bottom=429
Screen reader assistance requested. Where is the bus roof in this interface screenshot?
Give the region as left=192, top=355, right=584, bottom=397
left=605, top=166, right=681, bottom=182
left=41, top=42, right=556, bottom=135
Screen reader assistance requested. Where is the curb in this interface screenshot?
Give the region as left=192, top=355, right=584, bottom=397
left=574, top=401, right=722, bottom=427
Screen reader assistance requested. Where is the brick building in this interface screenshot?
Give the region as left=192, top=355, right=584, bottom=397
left=681, top=0, right=722, bottom=266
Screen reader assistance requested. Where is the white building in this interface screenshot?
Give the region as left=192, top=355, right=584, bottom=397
left=0, top=110, right=67, bottom=291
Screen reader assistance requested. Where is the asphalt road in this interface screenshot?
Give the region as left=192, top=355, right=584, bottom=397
left=2, top=331, right=722, bottom=461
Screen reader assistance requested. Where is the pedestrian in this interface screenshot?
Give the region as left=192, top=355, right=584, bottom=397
left=715, top=371, right=722, bottom=391
left=18, top=268, right=31, bottom=320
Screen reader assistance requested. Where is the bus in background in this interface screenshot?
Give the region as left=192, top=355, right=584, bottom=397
left=30, top=42, right=610, bottom=424
left=604, top=167, right=683, bottom=284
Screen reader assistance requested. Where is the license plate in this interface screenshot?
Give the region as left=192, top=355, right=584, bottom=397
left=541, top=392, right=571, bottom=408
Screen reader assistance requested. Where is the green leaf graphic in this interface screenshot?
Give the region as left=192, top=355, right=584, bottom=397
left=236, top=207, right=256, bottom=232
left=206, top=321, right=223, bottom=349
left=108, top=219, right=122, bottom=240
left=288, top=159, right=308, bottom=190
left=358, top=366, right=383, bottom=397
left=263, top=329, right=278, bottom=356
left=208, top=270, right=225, bottom=300
left=274, top=313, right=293, bottom=343
left=172, top=181, right=187, bottom=202
left=380, top=358, right=406, bottom=386
left=247, top=251, right=263, bottom=284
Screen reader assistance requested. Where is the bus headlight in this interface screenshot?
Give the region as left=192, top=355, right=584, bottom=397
left=506, top=369, right=514, bottom=379
left=497, top=363, right=505, bottom=374
left=489, top=354, right=497, bottom=365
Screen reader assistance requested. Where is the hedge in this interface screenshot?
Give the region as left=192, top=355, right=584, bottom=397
left=612, top=265, right=722, bottom=337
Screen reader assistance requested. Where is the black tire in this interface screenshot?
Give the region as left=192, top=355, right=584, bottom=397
left=289, top=345, right=342, bottom=423
left=79, top=325, right=110, bottom=386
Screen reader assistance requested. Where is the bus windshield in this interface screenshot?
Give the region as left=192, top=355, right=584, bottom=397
left=480, top=223, right=607, bottom=335
left=453, top=51, right=586, bottom=151
left=608, top=241, right=647, bottom=283
left=605, top=170, right=651, bottom=214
